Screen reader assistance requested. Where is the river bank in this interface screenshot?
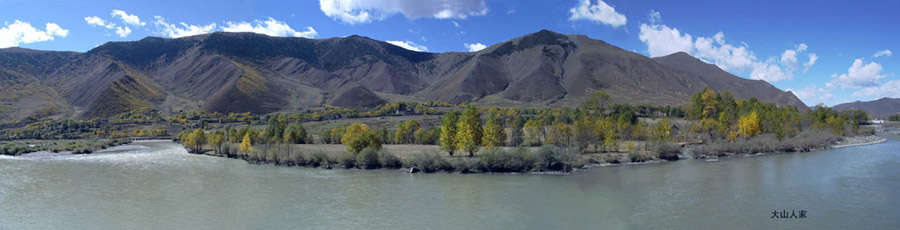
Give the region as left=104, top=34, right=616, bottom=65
left=0, top=138, right=133, bottom=156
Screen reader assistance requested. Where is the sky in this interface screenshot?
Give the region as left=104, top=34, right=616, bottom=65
left=1, top=0, right=898, bottom=107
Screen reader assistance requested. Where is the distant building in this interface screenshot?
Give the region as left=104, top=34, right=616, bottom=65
left=871, top=119, right=885, bottom=124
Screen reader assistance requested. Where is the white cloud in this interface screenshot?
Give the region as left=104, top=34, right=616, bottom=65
left=648, top=9, right=661, bottom=24
left=873, top=49, right=892, bottom=58
left=638, top=23, right=693, bottom=58
left=568, top=0, right=626, bottom=28
left=693, top=32, right=755, bottom=72
left=223, top=17, right=318, bottom=38
left=506, top=9, right=516, bottom=14
left=829, top=59, right=886, bottom=88
left=319, top=0, right=488, bottom=25
left=464, top=42, right=486, bottom=52
left=780, top=43, right=808, bottom=72
left=387, top=40, right=428, bottom=52
left=451, top=20, right=460, bottom=27
left=638, top=10, right=810, bottom=82
left=750, top=60, right=791, bottom=82
left=115, top=26, right=131, bottom=37
left=111, top=9, right=145, bottom=26
left=0, top=20, right=69, bottom=48
left=803, top=53, right=818, bottom=74
left=85, top=16, right=115, bottom=29
left=153, top=16, right=216, bottom=38
left=788, top=85, right=833, bottom=104
left=852, top=80, right=900, bottom=98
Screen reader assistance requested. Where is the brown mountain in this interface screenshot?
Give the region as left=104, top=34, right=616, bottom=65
left=833, top=97, right=900, bottom=118
left=0, top=30, right=806, bottom=122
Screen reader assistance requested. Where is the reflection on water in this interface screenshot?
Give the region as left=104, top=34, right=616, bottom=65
left=1, top=140, right=899, bottom=229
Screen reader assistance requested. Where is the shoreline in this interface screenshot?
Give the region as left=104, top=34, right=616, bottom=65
left=831, top=135, right=888, bottom=148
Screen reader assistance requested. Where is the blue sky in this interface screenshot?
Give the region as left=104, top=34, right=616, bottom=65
left=1, top=0, right=898, bottom=107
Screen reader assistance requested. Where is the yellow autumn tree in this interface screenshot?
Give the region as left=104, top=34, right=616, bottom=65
left=342, top=123, right=381, bottom=153
left=738, top=111, right=762, bottom=138
left=240, top=132, right=253, bottom=154
left=439, top=111, right=459, bottom=155
left=456, top=105, right=482, bottom=157
left=482, top=112, right=505, bottom=148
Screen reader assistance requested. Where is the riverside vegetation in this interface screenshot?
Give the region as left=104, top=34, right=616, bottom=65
left=166, top=88, right=875, bottom=173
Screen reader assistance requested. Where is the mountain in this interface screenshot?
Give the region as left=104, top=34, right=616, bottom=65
left=833, top=97, right=900, bottom=118
left=0, top=30, right=807, bottom=122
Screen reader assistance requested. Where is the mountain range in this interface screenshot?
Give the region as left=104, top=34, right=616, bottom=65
left=0, top=29, right=807, bottom=122
left=833, top=97, right=900, bottom=118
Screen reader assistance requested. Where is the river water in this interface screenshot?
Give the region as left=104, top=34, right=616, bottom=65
left=1, top=138, right=899, bottom=229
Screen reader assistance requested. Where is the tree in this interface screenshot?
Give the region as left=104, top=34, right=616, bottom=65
left=414, top=127, right=439, bottom=145
left=342, top=123, right=382, bottom=153
left=653, top=118, right=672, bottom=141
left=186, top=129, right=206, bottom=153
left=482, top=112, right=505, bottom=148
left=545, top=122, right=574, bottom=148
left=737, top=111, right=762, bottom=138
left=208, top=130, right=225, bottom=154
left=240, top=133, right=253, bottom=154
left=508, top=117, right=525, bottom=147
left=394, top=120, right=421, bottom=144
left=582, top=90, right=610, bottom=111
left=265, top=114, right=288, bottom=143
left=523, top=119, right=543, bottom=146
left=603, top=129, right=618, bottom=152
left=283, top=121, right=308, bottom=144
left=456, top=105, right=483, bottom=157
left=439, top=112, right=459, bottom=155
left=573, top=116, right=596, bottom=153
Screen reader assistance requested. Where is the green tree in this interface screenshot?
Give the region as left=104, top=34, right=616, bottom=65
left=456, top=105, right=483, bottom=157
left=342, top=123, right=382, bottom=153
left=394, top=120, right=421, bottom=144
left=545, top=122, right=574, bottom=148
left=439, top=111, right=459, bottom=155
left=482, top=112, right=505, bottom=148
left=523, top=119, right=543, bottom=146
left=208, top=130, right=225, bottom=154
left=283, top=121, right=308, bottom=144
left=508, top=117, right=525, bottom=147
left=414, top=127, right=440, bottom=145
left=653, top=118, right=672, bottom=141
left=582, top=90, right=611, bottom=111
left=573, top=116, right=596, bottom=153
left=264, top=114, right=288, bottom=143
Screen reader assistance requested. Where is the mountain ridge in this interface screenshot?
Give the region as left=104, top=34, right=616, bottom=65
left=0, top=29, right=807, bottom=122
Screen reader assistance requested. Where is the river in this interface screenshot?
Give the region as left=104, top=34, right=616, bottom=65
left=2, top=137, right=899, bottom=229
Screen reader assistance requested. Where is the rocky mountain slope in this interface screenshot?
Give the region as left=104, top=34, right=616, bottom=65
left=0, top=30, right=806, bottom=122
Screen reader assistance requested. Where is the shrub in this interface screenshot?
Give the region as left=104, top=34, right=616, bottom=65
left=338, top=151, right=357, bottom=169
left=307, top=151, right=327, bottom=167
left=479, top=148, right=534, bottom=173
left=532, top=146, right=575, bottom=172
left=356, top=147, right=381, bottom=169
left=653, top=142, right=681, bottom=161
left=406, top=151, right=449, bottom=173
left=378, top=151, right=402, bottom=169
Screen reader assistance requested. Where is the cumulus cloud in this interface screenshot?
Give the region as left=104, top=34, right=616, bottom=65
left=828, top=59, right=886, bottom=88
left=638, top=11, right=813, bottom=82
left=387, top=40, right=428, bottom=52
left=852, top=80, right=900, bottom=98
left=568, top=0, right=627, bottom=28
left=780, top=43, right=807, bottom=72
left=115, top=26, right=131, bottom=37
left=638, top=23, right=693, bottom=58
left=319, top=0, right=488, bottom=25
left=873, top=49, right=892, bottom=58
left=464, top=42, right=486, bottom=52
left=0, top=20, right=69, bottom=48
left=153, top=16, right=216, bottom=38
left=223, top=17, right=318, bottom=38
left=803, top=53, right=818, bottom=74
left=111, top=9, right=145, bottom=26
left=85, top=16, right=115, bottom=29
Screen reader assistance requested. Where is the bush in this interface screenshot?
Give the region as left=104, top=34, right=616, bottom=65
left=652, top=142, right=681, bottom=161
left=532, top=146, right=575, bottom=172
left=356, top=147, right=381, bottom=169
left=378, top=151, right=402, bottom=169
left=480, top=148, right=534, bottom=173
left=406, top=151, right=449, bottom=173
left=307, top=151, right=327, bottom=167
left=338, top=152, right=357, bottom=169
